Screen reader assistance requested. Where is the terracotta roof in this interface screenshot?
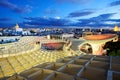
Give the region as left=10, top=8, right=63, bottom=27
left=84, top=34, right=116, bottom=40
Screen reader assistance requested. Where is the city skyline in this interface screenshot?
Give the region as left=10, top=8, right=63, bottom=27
left=0, top=0, right=120, bottom=28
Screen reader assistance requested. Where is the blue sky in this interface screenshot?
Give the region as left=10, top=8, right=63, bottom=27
left=0, top=0, right=120, bottom=28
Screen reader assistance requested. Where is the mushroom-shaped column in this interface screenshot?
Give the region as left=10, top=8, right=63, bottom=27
left=83, top=34, right=118, bottom=55
left=89, top=42, right=104, bottom=55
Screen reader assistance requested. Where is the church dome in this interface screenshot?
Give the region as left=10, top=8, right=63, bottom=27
left=15, top=23, right=19, bottom=29
left=114, top=24, right=119, bottom=31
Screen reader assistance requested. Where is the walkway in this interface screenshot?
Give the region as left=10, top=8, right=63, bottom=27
left=70, top=38, right=86, bottom=51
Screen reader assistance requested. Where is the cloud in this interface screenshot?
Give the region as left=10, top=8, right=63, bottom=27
left=90, top=13, right=116, bottom=21
left=44, top=8, right=58, bottom=14
left=24, top=5, right=33, bottom=13
left=0, top=22, right=15, bottom=28
left=55, top=16, right=61, bottom=19
left=23, top=17, right=70, bottom=26
left=68, top=10, right=94, bottom=17
left=73, top=20, right=116, bottom=27
left=104, top=19, right=120, bottom=22
left=0, top=18, right=12, bottom=21
left=74, top=13, right=117, bottom=27
left=0, top=0, right=32, bottom=13
left=21, top=13, right=118, bottom=27
left=109, top=0, right=120, bottom=6
left=57, top=0, right=91, bottom=4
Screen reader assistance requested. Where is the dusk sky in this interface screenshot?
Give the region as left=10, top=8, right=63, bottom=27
left=0, top=0, right=120, bottom=28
